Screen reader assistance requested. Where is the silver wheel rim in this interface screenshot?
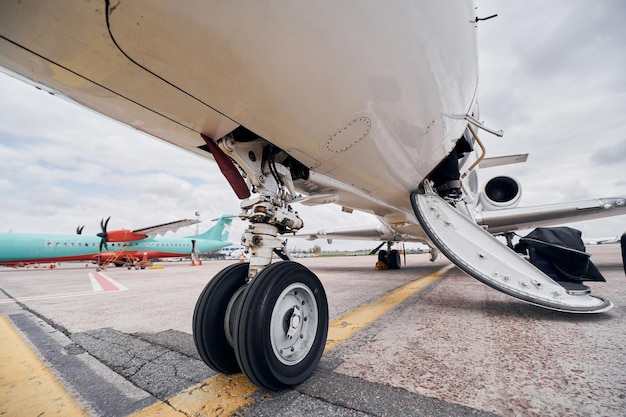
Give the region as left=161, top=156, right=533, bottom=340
left=270, top=282, right=318, bottom=365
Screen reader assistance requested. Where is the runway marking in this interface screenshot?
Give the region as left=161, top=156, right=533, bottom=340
left=0, top=272, right=127, bottom=304
left=325, top=263, right=455, bottom=350
left=129, top=264, right=453, bottom=417
left=89, top=272, right=128, bottom=292
left=129, top=374, right=257, bottom=417
left=0, top=315, right=87, bottom=416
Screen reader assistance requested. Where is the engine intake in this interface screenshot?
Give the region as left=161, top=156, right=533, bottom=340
left=479, top=176, right=521, bottom=210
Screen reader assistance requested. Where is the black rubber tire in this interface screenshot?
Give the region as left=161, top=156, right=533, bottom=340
left=193, top=262, right=249, bottom=374
left=377, top=249, right=388, bottom=263
left=234, top=262, right=328, bottom=390
left=388, top=249, right=401, bottom=270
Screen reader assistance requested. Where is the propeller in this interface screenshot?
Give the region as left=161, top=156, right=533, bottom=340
left=76, top=225, right=84, bottom=235
left=97, top=216, right=111, bottom=252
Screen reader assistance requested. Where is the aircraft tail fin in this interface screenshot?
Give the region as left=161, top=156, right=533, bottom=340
left=188, top=215, right=234, bottom=241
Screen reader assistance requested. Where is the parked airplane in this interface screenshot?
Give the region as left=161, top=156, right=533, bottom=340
left=1, top=2, right=625, bottom=391
left=217, top=245, right=248, bottom=261
left=0, top=216, right=233, bottom=267
left=583, top=235, right=622, bottom=245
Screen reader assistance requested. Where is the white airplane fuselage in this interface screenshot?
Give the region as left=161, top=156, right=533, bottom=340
left=0, top=1, right=477, bottom=230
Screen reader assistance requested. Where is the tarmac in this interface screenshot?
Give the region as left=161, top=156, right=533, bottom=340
left=1, top=245, right=624, bottom=417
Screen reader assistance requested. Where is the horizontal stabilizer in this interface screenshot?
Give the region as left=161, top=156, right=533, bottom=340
left=296, top=225, right=392, bottom=242
left=134, top=219, right=200, bottom=238
left=479, top=153, right=528, bottom=168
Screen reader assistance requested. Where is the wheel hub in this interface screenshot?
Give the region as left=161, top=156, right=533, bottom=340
left=270, top=283, right=318, bottom=365
left=286, top=305, right=302, bottom=339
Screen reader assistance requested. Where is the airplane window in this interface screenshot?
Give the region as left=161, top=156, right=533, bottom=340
left=56, top=242, right=60, bottom=247
left=46, top=242, right=52, bottom=248
left=64, top=242, right=67, bottom=246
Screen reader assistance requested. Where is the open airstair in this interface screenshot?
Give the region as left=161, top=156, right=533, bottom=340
left=95, top=246, right=125, bottom=271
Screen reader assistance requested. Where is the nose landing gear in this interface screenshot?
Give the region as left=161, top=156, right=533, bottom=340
left=192, top=133, right=328, bottom=390
left=193, top=259, right=328, bottom=391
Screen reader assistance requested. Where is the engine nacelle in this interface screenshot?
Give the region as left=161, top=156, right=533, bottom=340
left=479, top=176, right=522, bottom=210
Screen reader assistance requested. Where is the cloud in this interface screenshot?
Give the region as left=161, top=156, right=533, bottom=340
left=591, top=140, right=626, bottom=165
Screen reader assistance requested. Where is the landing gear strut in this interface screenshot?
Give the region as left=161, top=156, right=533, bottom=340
left=193, top=132, right=328, bottom=390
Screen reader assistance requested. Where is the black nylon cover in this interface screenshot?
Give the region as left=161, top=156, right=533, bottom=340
left=517, top=227, right=605, bottom=282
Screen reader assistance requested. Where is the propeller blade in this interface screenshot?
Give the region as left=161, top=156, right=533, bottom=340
left=100, top=216, right=110, bottom=233
left=98, top=216, right=111, bottom=252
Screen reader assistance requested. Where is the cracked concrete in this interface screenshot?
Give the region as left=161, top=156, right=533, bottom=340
left=71, top=328, right=214, bottom=399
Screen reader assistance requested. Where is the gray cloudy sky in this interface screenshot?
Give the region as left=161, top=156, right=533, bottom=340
left=0, top=1, right=625, bottom=251
left=476, top=0, right=626, bottom=237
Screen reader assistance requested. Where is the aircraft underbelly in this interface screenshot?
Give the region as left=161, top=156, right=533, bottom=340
left=0, top=1, right=477, bottom=214
left=107, top=1, right=477, bottom=198
left=411, top=191, right=613, bottom=313
left=0, top=1, right=236, bottom=154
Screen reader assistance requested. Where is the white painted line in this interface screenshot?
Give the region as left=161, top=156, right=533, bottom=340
left=88, top=273, right=104, bottom=292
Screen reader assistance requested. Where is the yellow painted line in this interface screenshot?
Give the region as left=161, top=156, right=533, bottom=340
left=129, top=264, right=454, bottom=417
left=129, top=374, right=258, bottom=417
left=325, top=264, right=454, bottom=350
left=0, top=315, right=87, bottom=417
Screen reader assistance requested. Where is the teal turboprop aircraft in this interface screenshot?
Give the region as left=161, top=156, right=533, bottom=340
left=0, top=215, right=233, bottom=267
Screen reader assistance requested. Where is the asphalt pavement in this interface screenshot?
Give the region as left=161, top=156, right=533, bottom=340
left=1, top=246, right=624, bottom=416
